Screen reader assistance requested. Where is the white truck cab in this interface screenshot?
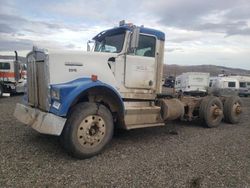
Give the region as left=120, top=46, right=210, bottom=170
left=14, top=22, right=243, bottom=158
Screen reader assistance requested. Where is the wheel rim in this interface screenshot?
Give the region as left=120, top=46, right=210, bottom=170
left=232, top=102, right=242, bottom=115
left=209, top=103, right=223, bottom=123
left=77, top=115, right=106, bottom=148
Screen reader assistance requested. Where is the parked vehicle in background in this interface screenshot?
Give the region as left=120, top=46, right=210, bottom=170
left=209, top=75, right=239, bottom=96
left=0, top=51, right=27, bottom=97
left=175, top=72, right=209, bottom=96
left=163, top=76, right=175, bottom=88
left=230, top=76, right=250, bottom=97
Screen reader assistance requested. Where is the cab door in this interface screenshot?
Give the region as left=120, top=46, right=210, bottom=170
left=124, top=34, right=157, bottom=89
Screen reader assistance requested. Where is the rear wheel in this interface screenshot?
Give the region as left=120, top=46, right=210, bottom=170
left=199, top=96, right=223, bottom=128
left=199, top=96, right=212, bottom=120
left=223, top=96, right=242, bottom=124
left=61, top=102, right=114, bottom=159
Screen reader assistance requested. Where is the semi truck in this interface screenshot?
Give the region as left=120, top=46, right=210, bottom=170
left=175, top=72, right=210, bottom=96
left=14, top=22, right=243, bottom=159
left=0, top=51, right=27, bottom=97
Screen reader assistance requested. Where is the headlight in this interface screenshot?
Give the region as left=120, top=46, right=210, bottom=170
left=51, top=88, right=60, bottom=100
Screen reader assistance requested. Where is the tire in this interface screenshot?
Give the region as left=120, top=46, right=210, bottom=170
left=61, top=102, right=114, bottom=159
left=223, top=96, right=243, bottom=124
left=199, top=96, right=213, bottom=120
left=199, top=96, right=223, bottom=128
left=0, top=85, right=3, bottom=98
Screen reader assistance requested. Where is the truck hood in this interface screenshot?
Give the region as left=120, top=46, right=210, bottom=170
left=46, top=50, right=119, bottom=88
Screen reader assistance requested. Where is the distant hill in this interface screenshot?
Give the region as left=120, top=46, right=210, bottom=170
left=163, top=64, right=250, bottom=77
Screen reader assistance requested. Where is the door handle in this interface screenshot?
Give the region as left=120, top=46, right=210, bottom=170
left=108, top=57, right=116, bottom=62
left=107, top=57, right=116, bottom=69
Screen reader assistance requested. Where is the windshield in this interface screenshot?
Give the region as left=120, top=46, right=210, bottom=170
left=94, top=32, right=125, bottom=53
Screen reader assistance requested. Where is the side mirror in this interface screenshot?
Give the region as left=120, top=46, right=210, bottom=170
left=130, top=27, right=140, bottom=51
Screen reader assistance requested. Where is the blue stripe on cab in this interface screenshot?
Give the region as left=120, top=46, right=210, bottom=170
left=93, top=25, right=165, bottom=41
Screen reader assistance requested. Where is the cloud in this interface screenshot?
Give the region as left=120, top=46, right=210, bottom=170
left=65, top=44, right=76, bottom=49
left=167, top=36, right=201, bottom=43
left=0, top=0, right=250, bottom=69
left=192, top=20, right=250, bottom=36
left=0, top=37, right=32, bottom=51
left=165, top=47, right=184, bottom=52
left=0, top=13, right=27, bottom=24
left=0, top=12, right=93, bottom=51
left=0, top=23, right=15, bottom=33
left=45, top=0, right=142, bottom=24
left=226, top=27, right=250, bottom=36
left=142, top=0, right=250, bottom=37
left=225, top=4, right=250, bottom=20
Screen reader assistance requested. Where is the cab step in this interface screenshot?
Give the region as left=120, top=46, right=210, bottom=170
left=124, top=102, right=164, bottom=129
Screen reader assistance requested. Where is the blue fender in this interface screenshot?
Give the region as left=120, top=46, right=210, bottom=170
left=50, top=78, right=124, bottom=117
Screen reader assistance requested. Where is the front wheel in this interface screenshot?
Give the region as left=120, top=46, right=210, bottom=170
left=61, top=102, right=114, bottom=159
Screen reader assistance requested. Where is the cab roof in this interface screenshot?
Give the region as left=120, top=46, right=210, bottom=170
left=93, top=25, right=165, bottom=42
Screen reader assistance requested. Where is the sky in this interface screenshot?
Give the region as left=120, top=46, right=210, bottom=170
left=0, top=0, right=250, bottom=69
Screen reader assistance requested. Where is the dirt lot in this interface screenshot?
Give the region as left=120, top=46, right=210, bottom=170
left=1, top=96, right=250, bottom=188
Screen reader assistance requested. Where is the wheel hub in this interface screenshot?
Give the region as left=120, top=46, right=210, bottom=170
left=213, top=108, right=223, bottom=116
left=77, top=115, right=106, bottom=147
left=234, top=104, right=242, bottom=114
left=210, top=104, right=222, bottom=118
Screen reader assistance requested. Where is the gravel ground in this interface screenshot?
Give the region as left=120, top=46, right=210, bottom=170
left=1, top=96, right=250, bottom=188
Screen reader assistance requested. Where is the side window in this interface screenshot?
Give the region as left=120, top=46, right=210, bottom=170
left=240, top=82, right=246, bottom=88
left=135, top=35, right=156, bottom=57
left=228, top=82, right=236, bottom=88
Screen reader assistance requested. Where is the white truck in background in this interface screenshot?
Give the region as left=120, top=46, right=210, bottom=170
left=209, top=76, right=239, bottom=96
left=230, top=75, right=250, bottom=97
left=0, top=51, right=27, bottom=97
left=14, top=21, right=243, bottom=159
left=175, top=72, right=209, bottom=96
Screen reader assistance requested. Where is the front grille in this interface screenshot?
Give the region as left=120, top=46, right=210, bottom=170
left=26, top=48, right=50, bottom=111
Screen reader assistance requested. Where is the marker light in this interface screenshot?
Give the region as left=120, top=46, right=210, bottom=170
left=91, top=75, right=98, bottom=82
left=51, top=89, right=60, bottom=100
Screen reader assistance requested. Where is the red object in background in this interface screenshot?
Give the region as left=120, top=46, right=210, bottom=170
left=0, top=72, right=15, bottom=78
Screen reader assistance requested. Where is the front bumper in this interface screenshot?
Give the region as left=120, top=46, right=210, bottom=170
left=14, top=103, right=66, bottom=135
